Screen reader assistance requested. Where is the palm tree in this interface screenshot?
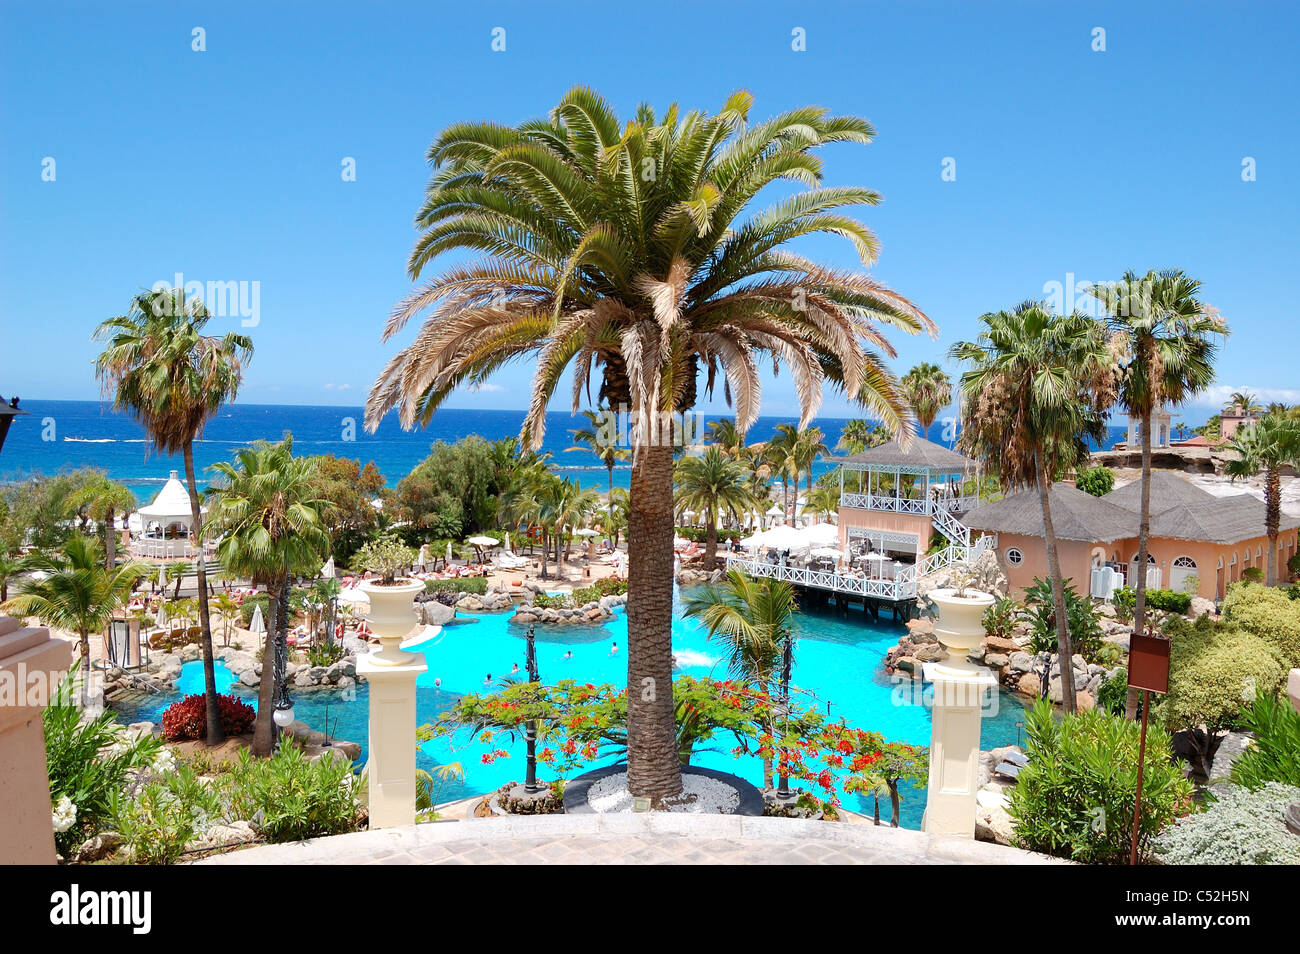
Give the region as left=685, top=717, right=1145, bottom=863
left=1224, top=391, right=1261, bottom=416
left=0, top=547, right=22, bottom=603
left=834, top=418, right=889, bottom=456
left=566, top=409, right=629, bottom=533
left=951, top=303, right=1115, bottom=714
left=1, top=535, right=149, bottom=705
left=1224, top=413, right=1300, bottom=586
left=706, top=419, right=746, bottom=459
left=802, top=479, right=841, bottom=523
left=793, top=426, right=828, bottom=499
left=68, top=475, right=136, bottom=571
left=95, top=288, right=253, bottom=745
left=900, top=362, right=952, bottom=434
left=205, top=437, right=329, bottom=756
left=674, top=447, right=753, bottom=564
left=764, top=426, right=800, bottom=519
left=683, top=570, right=799, bottom=791
left=363, top=89, right=931, bottom=801
left=211, top=592, right=240, bottom=647
left=1090, top=269, right=1222, bottom=718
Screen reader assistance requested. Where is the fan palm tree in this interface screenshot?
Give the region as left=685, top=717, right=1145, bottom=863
left=683, top=570, right=799, bottom=791
left=793, top=425, right=828, bottom=499
left=566, top=409, right=629, bottom=532
left=1, top=535, right=149, bottom=706
left=802, top=478, right=842, bottom=522
left=1224, top=413, right=1300, bottom=586
left=1224, top=391, right=1261, bottom=416
left=706, top=419, right=746, bottom=459
left=951, top=303, right=1115, bottom=714
left=900, top=362, right=952, bottom=434
left=764, top=426, right=800, bottom=519
left=363, top=88, right=931, bottom=801
left=95, top=287, right=253, bottom=745
left=834, top=417, right=889, bottom=456
left=674, top=447, right=753, bottom=564
left=68, top=475, right=136, bottom=571
left=1090, top=269, right=1222, bottom=718
left=205, top=437, right=329, bottom=756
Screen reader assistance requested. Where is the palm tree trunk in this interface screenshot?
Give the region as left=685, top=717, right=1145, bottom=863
left=888, top=779, right=901, bottom=827
left=704, top=505, right=718, bottom=565
left=1125, top=410, right=1154, bottom=720
left=626, top=442, right=683, bottom=802
left=252, top=579, right=281, bottom=756
left=1265, top=465, right=1280, bottom=586
left=607, top=462, right=616, bottom=536
left=104, top=507, right=117, bottom=571
left=539, top=529, right=549, bottom=579
left=78, top=628, right=91, bottom=708
left=184, top=442, right=224, bottom=745
left=1035, top=450, right=1077, bottom=714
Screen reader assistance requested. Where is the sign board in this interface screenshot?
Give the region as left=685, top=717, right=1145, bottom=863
left=1127, top=632, right=1170, bottom=694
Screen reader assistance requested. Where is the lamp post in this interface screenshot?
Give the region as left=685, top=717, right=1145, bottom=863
left=0, top=396, right=28, bottom=456
left=522, top=625, right=541, bottom=794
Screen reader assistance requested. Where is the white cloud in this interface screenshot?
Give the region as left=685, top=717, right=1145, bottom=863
left=322, top=383, right=353, bottom=391
left=466, top=383, right=504, bottom=393
left=1183, top=384, right=1300, bottom=411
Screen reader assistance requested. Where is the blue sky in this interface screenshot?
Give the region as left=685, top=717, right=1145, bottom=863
left=2, top=0, right=1297, bottom=423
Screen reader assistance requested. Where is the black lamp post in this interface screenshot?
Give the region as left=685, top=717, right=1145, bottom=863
left=522, top=625, right=541, bottom=794
left=270, top=585, right=295, bottom=747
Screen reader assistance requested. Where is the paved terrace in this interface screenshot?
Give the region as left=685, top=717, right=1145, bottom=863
left=196, top=813, right=1065, bottom=865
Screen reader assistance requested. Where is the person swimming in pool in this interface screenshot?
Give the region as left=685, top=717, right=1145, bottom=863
left=609, top=641, right=619, bottom=655
left=563, top=650, right=573, bottom=660
left=511, top=663, right=519, bottom=674
left=484, top=673, right=492, bottom=686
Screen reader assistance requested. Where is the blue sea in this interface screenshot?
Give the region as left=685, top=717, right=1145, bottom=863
left=1, top=399, right=1128, bottom=503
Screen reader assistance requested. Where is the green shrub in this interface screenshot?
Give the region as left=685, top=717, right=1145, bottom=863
left=1112, top=586, right=1134, bottom=623
left=1288, top=550, right=1300, bottom=578
left=110, top=763, right=221, bottom=865
left=1240, top=566, right=1264, bottom=584
left=240, top=592, right=271, bottom=627
left=44, top=668, right=163, bottom=855
left=1096, top=667, right=1129, bottom=716
left=1008, top=700, right=1193, bottom=864
left=1023, top=577, right=1103, bottom=660
left=354, top=539, right=416, bottom=585
left=1160, top=614, right=1287, bottom=778
left=532, top=592, right=568, bottom=609
left=223, top=747, right=363, bottom=843
left=1151, top=783, right=1300, bottom=865
left=1221, top=581, right=1300, bottom=665
left=1229, top=694, right=1300, bottom=789
left=1112, top=585, right=1190, bottom=617
left=593, top=577, right=628, bottom=596
left=1076, top=465, right=1115, bottom=497
left=981, top=597, right=1021, bottom=641
left=424, top=577, right=488, bottom=596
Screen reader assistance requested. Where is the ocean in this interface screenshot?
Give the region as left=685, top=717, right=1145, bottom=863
left=0, top=399, right=1128, bottom=504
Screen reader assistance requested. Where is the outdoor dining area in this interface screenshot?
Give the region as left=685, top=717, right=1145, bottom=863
left=726, top=521, right=915, bottom=587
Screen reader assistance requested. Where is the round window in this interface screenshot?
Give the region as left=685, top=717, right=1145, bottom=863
left=1006, top=547, right=1024, bottom=566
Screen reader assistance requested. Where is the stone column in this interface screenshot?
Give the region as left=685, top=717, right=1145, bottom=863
left=0, top=615, right=72, bottom=864
left=922, top=588, right=996, bottom=837
left=356, top=652, right=426, bottom=829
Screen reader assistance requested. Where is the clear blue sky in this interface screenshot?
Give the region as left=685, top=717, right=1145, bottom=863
left=3, top=0, right=1296, bottom=423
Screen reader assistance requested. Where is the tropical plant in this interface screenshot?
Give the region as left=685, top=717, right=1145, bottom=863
left=95, top=287, right=253, bottom=744
left=353, top=538, right=416, bottom=586
left=834, top=418, right=890, bottom=456
left=67, top=474, right=136, bottom=570
left=951, top=303, right=1116, bottom=712
left=674, top=447, right=753, bottom=563
left=706, top=418, right=746, bottom=459
left=1223, top=412, right=1300, bottom=585
left=205, top=437, right=330, bottom=756
left=416, top=761, right=466, bottom=819
left=1224, top=390, right=1261, bottom=416
left=981, top=597, right=1022, bottom=642
left=900, top=361, right=951, bottom=433
left=361, top=88, right=932, bottom=801
left=1220, top=581, right=1300, bottom=666
left=683, top=570, right=799, bottom=790
left=567, top=408, right=630, bottom=531
left=211, top=592, right=240, bottom=646
left=1008, top=699, right=1193, bottom=863
left=1090, top=269, right=1222, bottom=720
left=1229, top=693, right=1300, bottom=789
left=1, top=536, right=149, bottom=705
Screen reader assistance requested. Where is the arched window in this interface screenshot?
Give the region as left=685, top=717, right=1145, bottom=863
left=1005, top=547, right=1024, bottom=567
left=1173, top=556, right=1197, bottom=569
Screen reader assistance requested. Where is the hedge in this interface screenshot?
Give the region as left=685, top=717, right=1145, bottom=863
left=424, top=577, right=488, bottom=596
left=1221, top=581, right=1300, bottom=666
left=1111, top=586, right=1191, bottom=616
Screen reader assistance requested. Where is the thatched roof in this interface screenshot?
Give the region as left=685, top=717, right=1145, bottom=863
left=1104, top=471, right=1215, bottom=512
left=1148, top=494, right=1300, bottom=545
left=962, top=483, right=1136, bottom=543
left=835, top=437, right=973, bottom=471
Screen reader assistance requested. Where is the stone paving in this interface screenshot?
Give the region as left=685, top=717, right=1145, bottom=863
left=197, top=813, right=1067, bottom=865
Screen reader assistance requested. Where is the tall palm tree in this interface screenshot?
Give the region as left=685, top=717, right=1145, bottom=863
left=1224, top=413, right=1300, bottom=586
left=764, top=426, right=800, bottom=519
left=674, top=447, right=753, bottom=564
left=2, top=535, right=149, bottom=705
left=706, top=419, right=746, bottom=459
left=69, top=475, right=136, bottom=571
left=1090, top=269, right=1222, bottom=718
left=951, top=303, right=1115, bottom=714
left=900, top=362, right=952, bottom=434
left=566, top=409, right=629, bottom=533
left=802, top=479, right=842, bottom=523
left=363, top=89, right=931, bottom=801
left=683, top=570, right=799, bottom=791
left=792, top=425, right=828, bottom=499
left=1224, top=391, right=1260, bottom=416
left=95, top=288, right=253, bottom=745
left=205, top=437, right=329, bottom=756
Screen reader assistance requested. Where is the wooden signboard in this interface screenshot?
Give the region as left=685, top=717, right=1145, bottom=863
left=1128, top=632, right=1170, bottom=694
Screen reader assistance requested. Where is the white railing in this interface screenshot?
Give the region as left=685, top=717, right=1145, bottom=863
left=130, top=539, right=196, bottom=560
left=931, top=504, right=971, bottom=547
left=839, top=492, right=978, bottom=516
left=725, top=555, right=917, bottom=600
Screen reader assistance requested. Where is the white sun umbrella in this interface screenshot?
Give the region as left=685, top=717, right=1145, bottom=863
left=249, top=603, right=266, bottom=635
left=810, top=546, right=845, bottom=560
left=338, top=584, right=370, bottom=606
left=572, top=528, right=599, bottom=537
left=155, top=600, right=168, bottom=628
left=762, top=523, right=807, bottom=550
left=445, top=541, right=453, bottom=563
left=862, top=551, right=890, bottom=562
left=799, top=522, right=841, bottom=549
left=321, top=556, right=335, bottom=579
left=417, top=544, right=429, bottom=567
left=738, top=530, right=768, bottom=548
left=765, top=503, right=785, bottom=517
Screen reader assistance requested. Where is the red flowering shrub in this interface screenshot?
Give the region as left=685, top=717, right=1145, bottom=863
left=161, top=693, right=256, bottom=741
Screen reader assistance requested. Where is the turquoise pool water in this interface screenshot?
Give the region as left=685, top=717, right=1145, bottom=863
left=114, top=590, right=1027, bottom=828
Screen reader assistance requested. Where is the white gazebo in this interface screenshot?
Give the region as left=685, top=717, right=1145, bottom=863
left=131, top=470, right=204, bottom=559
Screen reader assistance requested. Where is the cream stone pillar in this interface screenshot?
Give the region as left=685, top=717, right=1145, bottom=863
left=357, top=579, right=426, bottom=829
left=922, top=588, right=997, bottom=838
left=0, top=615, right=72, bottom=864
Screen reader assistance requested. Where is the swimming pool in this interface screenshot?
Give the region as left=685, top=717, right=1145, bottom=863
left=113, top=589, right=1027, bottom=828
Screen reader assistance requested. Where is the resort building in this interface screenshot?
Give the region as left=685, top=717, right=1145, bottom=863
left=1219, top=403, right=1259, bottom=441
left=962, top=471, right=1300, bottom=601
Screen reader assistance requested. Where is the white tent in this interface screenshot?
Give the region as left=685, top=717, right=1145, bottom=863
left=765, top=503, right=785, bottom=517
left=762, top=524, right=807, bottom=550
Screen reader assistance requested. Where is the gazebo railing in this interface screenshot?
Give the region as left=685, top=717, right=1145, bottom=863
left=838, top=492, right=978, bottom=515
left=724, top=555, right=917, bottom=601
